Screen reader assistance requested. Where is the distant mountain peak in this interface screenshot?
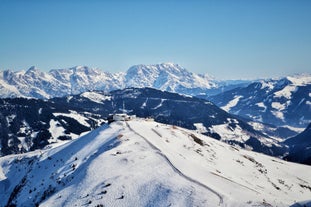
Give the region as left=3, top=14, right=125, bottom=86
left=26, top=66, right=40, bottom=73
left=209, top=75, right=311, bottom=128
left=27, top=66, right=38, bottom=71
left=0, top=63, right=222, bottom=99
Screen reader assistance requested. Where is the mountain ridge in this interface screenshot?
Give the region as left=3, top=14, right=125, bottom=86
left=1, top=118, right=310, bottom=207
left=0, top=87, right=287, bottom=158
left=0, top=63, right=250, bottom=99
left=208, top=74, right=311, bottom=128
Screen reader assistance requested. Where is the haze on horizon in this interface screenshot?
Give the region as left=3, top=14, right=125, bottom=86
left=0, top=0, right=310, bottom=79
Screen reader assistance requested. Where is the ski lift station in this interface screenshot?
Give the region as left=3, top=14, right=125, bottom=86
left=112, top=114, right=136, bottom=121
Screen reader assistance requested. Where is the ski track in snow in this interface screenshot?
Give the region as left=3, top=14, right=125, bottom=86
left=2, top=119, right=311, bottom=206
left=126, top=122, right=224, bottom=206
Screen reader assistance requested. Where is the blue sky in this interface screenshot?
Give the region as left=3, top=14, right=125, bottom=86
left=0, top=0, right=310, bottom=79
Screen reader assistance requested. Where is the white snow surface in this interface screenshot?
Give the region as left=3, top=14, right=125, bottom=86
left=282, top=125, right=305, bottom=133
left=273, top=74, right=311, bottom=100
left=49, top=119, right=66, bottom=139
left=152, top=98, right=166, bottom=109
left=125, top=63, right=216, bottom=91
left=193, top=123, right=208, bottom=133
left=272, top=110, right=285, bottom=121
left=81, top=91, right=111, bottom=104
left=287, top=74, right=311, bottom=86
left=274, top=85, right=297, bottom=99
left=260, top=80, right=274, bottom=90
left=1, top=119, right=311, bottom=206
left=256, top=102, right=267, bottom=112
left=271, top=102, right=286, bottom=110
left=221, top=95, right=242, bottom=112
left=0, top=63, right=217, bottom=99
left=209, top=120, right=249, bottom=143
left=53, top=111, right=90, bottom=127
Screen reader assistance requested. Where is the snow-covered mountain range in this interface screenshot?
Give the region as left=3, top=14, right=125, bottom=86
left=1, top=64, right=311, bottom=206
left=0, top=88, right=289, bottom=158
left=1, top=63, right=240, bottom=99
left=209, top=74, right=311, bottom=128
left=1, top=119, right=311, bottom=207
left=2, top=63, right=309, bottom=130
left=0, top=66, right=123, bottom=99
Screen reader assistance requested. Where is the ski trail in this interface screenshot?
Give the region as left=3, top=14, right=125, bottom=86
left=126, top=122, right=224, bottom=206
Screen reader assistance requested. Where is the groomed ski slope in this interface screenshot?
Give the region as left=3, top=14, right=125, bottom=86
left=127, top=120, right=311, bottom=206
left=1, top=119, right=311, bottom=206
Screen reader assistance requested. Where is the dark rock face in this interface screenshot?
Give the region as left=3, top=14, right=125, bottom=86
left=284, top=123, right=311, bottom=165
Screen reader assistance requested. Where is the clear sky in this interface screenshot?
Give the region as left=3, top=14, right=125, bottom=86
left=0, top=0, right=310, bottom=79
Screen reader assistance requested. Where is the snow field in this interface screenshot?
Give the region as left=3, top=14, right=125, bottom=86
left=1, top=119, right=311, bottom=206
left=128, top=119, right=311, bottom=206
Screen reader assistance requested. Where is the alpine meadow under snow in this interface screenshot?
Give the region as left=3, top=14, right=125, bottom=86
left=1, top=119, right=311, bottom=207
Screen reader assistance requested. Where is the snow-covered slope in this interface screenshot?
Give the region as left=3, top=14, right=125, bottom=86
left=56, top=88, right=287, bottom=157
left=49, top=66, right=124, bottom=95
left=124, top=63, right=216, bottom=95
left=0, top=87, right=287, bottom=158
left=1, top=119, right=310, bottom=207
left=0, top=63, right=249, bottom=99
left=0, top=66, right=122, bottom=99
left=209, top=74, right=311, bottom=128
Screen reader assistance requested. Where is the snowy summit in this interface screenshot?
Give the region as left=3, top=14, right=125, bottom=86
left=0, top=63, right=217, bottom=99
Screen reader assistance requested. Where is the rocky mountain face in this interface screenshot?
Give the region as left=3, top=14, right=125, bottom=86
left=0, top=66, right=123, bottom=99
left=208, top=74, right=311, bottom=128
left=123, top=63, right=216, bottom=95
left=0, top=88, right=286, bottom=157
left=1, top=63, right=243, bottom=99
